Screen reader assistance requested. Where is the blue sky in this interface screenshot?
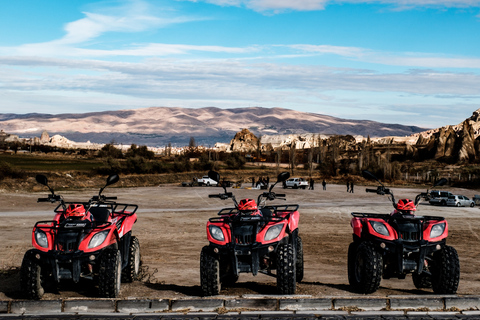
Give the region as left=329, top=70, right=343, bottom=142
left=1, top=0, right=480, bottom=128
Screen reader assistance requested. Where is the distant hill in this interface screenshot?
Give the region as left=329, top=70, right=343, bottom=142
left=0, top=107, right=427, bottom=146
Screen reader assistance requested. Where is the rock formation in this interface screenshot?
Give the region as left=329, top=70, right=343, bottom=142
left=228, top=128, right=260, bottom=152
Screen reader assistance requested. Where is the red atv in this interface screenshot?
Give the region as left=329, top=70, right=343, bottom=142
left=200, top=171, right=303, bottom=296
left=348, top=170, right=460, bottom=294
left=20, top=174, right=141, bottom=299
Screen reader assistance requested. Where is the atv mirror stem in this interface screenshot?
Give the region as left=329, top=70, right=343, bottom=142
left=208, top=170, right=228, bottom=193
left=35, top=174, right=55, bottom=195
left=99, top=174, right=119, bottom=196
left=269, top=171, right=290, bottom=192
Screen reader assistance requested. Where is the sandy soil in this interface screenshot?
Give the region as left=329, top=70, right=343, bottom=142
left=1, top=182, right=479, bottom=300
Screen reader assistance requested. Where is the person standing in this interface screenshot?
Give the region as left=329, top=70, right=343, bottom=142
left=350, top=181, right=354, bottom=193
left=346, top=181, right=350, bottom=192
left=322, top=179, right=326, bottom=190
left=309, top=178, right=315, bottom=190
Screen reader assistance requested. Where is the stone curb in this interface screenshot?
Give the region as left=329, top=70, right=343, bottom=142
left=1, top=296, right=479, bottom=315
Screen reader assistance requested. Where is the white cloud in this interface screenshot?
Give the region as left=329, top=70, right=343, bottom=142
left=182, top=0, right=480, bottom=12
left=1, top=56, right=480, bottom=98
left=288, top=44, right=480, bottom=69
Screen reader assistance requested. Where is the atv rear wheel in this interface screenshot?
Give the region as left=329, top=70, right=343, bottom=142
left=122, top=236, right=141, bottom=283
left=431, top=245, right=460, bottom=294
left=98, top=249, right=122, bottom=298
left=296, top=236, right=304, bottom=282
left=20, top=250, right=45, bottom=300
left=349, top=241, right=383, bottom=294
left=200, top=246, right=221, bottom=296
left=412, top=272, right=432, bottom=289
left=277, top=243, right=296, bottom=294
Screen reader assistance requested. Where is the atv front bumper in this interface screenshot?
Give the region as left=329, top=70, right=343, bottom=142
left=372, top=238, right=446, bottom=277
left=209, top=238, right=289, bottom=277
left=30, top=248, right=106, bottom=283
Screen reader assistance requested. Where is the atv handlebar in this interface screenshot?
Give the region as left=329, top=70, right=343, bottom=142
left=37, top=195, right=62, bottom=203
left=209, top=192, right=233, bottom=200
left=366, top=186, right=390, bottom=195
left=90, top=195, right=117, bottom=202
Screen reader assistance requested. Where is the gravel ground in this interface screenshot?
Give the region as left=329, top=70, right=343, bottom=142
left=1, top=181, right=479, bottom=299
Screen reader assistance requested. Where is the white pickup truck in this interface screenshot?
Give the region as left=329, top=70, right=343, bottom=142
left=284, top=177, right=308, bottom=189
left=197, top=175, right=218, bottom=186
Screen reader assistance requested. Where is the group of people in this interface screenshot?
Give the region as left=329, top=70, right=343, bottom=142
left=251, top=176, right=354, bottom=192
left=346, top=181, right=354, bottom=193
left=251, top=176, right=269, bottom=189
left=308, top=178, right=327, bottom=190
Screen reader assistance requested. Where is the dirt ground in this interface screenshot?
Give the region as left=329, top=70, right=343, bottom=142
left=1, top=181, right=479, bottom=300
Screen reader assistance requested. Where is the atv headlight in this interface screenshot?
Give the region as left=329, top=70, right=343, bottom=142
left=370, top=221, right=389, bottom=237
left=35, top=229, right=48, bottom=248
left=209, top=226, right=225, bottom=242
left=265, top=224, right=284, bottom=241
left=430, top=223, right=446, bottom=238
left=88, top=230, right=109, bottom=249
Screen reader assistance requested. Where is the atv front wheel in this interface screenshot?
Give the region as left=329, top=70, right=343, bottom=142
left=200, top=246, right=221, bottom=296
left=98, top=249, right=122, bottom=298
left=20, top=250, right=44, bottom=300
left=349, top=241, right=383, bottom=294
left=122, top=236, right=141, bottom=282
left=296, top=236, right=304, bottom=282
left=431, top=245, right=460, bottom=294
left=347, top=242, right=359, bottom=288
left=277, top=243, right=296, bottom=294
left=412, top=272, right=432, bottom=289
left=220, top=262, right=238, bottom=286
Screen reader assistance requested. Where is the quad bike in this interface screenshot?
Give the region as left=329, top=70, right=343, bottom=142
left=200, top=170, right=303, bottom=296
left=20, top=174, right=141, bottom=299
left=348, top=170, right=460, bottom=294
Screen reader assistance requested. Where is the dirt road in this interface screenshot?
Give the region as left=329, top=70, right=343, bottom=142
left=1, top=182, right=479, bottom=299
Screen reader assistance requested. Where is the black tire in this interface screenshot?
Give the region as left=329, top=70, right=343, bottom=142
left=349, top=242, right=382, bottom=294
left=98, top=249, right=122, bottom=298
left=20, top=250, right=44, bottom=300
left=347, top=242, right=359, bottom=288
left=456, top=202, right=461, bottom=207
left=221, top=270, right=239, bottom=286
left=471, top=202, right=475, bottom=207
left=293, top=184, right=298, bottom=189
left=276, top=243, right=296, bottom=294
left=296, top=236, right=304, bottom=283
left=412, top=272, right=432, bottom=289
left=220, top=261, right=238, bottom=286
left=431, top=245, right=460, bottom=294
left=122, top=236, right=141, bottom=283
left=200, top=246, right=221, bottom=296
left=441, top=200, right=446, bottom=206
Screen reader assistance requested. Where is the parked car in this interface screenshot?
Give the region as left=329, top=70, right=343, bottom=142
left=198, top=176, right=218, bottom=186
left=428, top=190, right=453, bottom=206
left=447, top=195, right=475, bottom=207
left=474, top=195, right=480, bottom=206
left=284, top=178, right=308, bottom=189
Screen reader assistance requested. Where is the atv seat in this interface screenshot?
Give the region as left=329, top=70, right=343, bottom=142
left=89, top=206, right=110, bottom=222
left=261, top=207, right=273, bottom=217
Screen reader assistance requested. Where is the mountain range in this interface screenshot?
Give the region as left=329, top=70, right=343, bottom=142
left=0, top=107, right=427, bottom=146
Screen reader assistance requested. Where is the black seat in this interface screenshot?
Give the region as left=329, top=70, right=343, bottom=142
left=89, top=206, right=110, bottom=222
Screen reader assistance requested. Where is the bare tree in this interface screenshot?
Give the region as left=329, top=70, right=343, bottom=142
left=289, top=139, right=296, bottom=175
